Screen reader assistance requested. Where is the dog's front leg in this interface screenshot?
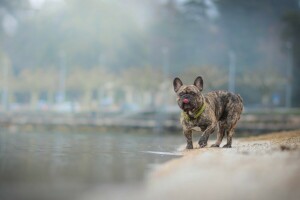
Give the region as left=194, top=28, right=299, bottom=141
left=198, top=124, right=217, bottom=148
left=183, top=129, right=193, bottom=149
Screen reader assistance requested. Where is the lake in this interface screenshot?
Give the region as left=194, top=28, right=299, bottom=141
left=0, top=130, right=183, bottom=200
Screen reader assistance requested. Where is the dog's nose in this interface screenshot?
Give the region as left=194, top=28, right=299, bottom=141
left=183, top=98, right=189, bottom=104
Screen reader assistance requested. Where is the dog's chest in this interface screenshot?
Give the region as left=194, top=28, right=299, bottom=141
left=182, top=116, right=211, bottom=132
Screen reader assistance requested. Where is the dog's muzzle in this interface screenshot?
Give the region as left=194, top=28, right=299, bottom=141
left=181, top=95, right=194, bottom=111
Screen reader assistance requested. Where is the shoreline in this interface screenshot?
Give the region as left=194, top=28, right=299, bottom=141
left=145, top=130, right=300, bottom=200
left=83, top=130, right=300, bottom=200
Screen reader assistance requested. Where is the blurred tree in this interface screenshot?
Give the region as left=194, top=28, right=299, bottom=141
left=215, top=0, right=297, bottom=68
left=184, top=0, right=298, bottom=106
left=121, top=66, right=163, bottom=91
left=13, top=68, right=58, bottom=106
left=67, top=67, right=115, bottom=107
left=239, top=67, right=286, bottom=106
left=121, top=66, right=164, bottom=106
left=149, top=0, right=225, bottom=73
left=1, top=0, right=299, bottom=108
left=0, top=0, right=28, bottom=25
left=6, top=0, right=149, bottom=71
left=179, top=66, right=228, bottom=91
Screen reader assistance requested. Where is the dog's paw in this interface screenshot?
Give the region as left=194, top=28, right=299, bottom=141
left=222, top=144, right=231, bottom=148
left=186, top=144, right=193, bottom=149
left=211, top=144, right=220, bottom=148
left=199, top=143, right=207, bottom=148
left=198, top=141, right=207, bottom=148
left=198, top=136, right=208, bottom=148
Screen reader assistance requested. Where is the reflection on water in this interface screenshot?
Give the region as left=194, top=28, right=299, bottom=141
left=0, top=130, right=182, bottom=200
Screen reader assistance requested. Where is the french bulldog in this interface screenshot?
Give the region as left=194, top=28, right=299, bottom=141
left=173, top=76, right=243, bottom=149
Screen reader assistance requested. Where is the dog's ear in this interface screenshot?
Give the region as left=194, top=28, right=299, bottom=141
left=194, top=76, right=203, bottom=91
left=173, top=77, right=183, bottom=93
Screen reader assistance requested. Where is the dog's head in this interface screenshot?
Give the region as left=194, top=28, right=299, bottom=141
left=173, top=76, right=204, bottom=112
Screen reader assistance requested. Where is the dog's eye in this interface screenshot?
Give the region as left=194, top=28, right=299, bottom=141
left=179, top=92, right=184, bottom=96
left=190, top=92, right=196, bottom=95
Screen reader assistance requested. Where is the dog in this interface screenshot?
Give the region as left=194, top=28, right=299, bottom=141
left=173, top=76, right=243, bottom=149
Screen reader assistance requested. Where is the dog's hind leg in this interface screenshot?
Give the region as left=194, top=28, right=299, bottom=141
left=222, top=120, right=238, bottom=148
left=222, top=129, right=233, bottom=148
left=222, top=96, right=243, bottom=148
left=211, top=123, right=225, bottom=147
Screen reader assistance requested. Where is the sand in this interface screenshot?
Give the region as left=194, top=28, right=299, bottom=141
left=83, top=130, right=300, bottom=200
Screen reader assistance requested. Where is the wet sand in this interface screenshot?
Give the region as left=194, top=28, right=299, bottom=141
left=83, top=130, right=300, bottom=200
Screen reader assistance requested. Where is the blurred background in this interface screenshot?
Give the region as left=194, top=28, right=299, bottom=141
left=0, top=0, right=299, bottom=113
left=0, top=0, right=300, bottom=199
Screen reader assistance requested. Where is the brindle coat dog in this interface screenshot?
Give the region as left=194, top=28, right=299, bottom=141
left=173, top=76, right=243, bottom=149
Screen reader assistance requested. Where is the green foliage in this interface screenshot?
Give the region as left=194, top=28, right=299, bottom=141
left=0, top=0, right=299, bottom=107
left=179, top=66, right=228, bottom=91
left=121, top=66, right=164, bottom=91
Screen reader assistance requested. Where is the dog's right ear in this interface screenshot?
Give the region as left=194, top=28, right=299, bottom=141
left=173, top=77, right=183, bottom=93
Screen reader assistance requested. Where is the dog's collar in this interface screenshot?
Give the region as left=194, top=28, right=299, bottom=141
left=182, top=103, right=206, bottom=121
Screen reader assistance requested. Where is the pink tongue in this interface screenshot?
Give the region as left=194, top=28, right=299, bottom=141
left=183, top=98, right=189, bottom=104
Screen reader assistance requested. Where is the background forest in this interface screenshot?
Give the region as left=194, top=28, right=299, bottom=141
left=0, top=0, right=299, bottom=113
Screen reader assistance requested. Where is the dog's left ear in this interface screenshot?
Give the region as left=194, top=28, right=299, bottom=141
left=194, top=76, right=203, bottom=91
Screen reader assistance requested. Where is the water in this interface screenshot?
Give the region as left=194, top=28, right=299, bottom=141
left=0, top=130, right=183, bottom=200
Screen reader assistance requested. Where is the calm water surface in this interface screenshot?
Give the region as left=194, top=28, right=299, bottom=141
left=0, top=130, right=183, bottom=200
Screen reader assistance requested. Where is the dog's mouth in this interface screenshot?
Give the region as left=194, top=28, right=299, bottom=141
left=181, top=103, right=194, bottom=112
left=182, top=103, right=194, bottom=112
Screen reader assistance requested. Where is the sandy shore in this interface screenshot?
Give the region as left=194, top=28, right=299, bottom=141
left=83, top=130, right=300, bottom=200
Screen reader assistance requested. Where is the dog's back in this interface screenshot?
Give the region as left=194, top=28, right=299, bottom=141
left=204, top=90, right=243, bottom=122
